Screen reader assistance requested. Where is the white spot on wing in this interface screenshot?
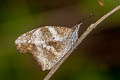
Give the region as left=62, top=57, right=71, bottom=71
left=46, top=26, right=64, bottom=41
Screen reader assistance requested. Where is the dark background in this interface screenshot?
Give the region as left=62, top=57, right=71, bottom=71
left=0, top=0, right=120, bottom=80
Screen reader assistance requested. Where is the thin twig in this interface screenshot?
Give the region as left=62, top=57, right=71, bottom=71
left=44, top=5, right=120, bottom=80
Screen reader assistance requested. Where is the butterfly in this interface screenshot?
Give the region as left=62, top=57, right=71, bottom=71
left=15, top=23, right=82, bottom=71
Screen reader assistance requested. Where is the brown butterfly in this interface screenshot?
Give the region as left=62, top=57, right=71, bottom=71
left=15, top=23, right=82, bottom=71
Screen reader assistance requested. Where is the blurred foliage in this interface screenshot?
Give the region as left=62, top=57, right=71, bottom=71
left=0, top=0, right=120, bottom=80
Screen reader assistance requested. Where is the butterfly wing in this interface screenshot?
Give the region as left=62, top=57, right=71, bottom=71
left=15, top=24, right=81, bottom=71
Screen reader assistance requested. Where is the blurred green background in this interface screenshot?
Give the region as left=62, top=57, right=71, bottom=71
left=0, top=0, right=120, bottom=80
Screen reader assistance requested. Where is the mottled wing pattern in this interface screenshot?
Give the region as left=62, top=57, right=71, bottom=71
left=15, top=24, right=81, bottom=71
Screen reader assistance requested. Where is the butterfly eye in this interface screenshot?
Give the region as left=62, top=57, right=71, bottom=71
left=52, top=37, right=55, bottom=39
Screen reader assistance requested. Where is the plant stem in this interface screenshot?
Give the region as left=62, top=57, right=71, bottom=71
left=44, top=5, right=120, bottom=80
